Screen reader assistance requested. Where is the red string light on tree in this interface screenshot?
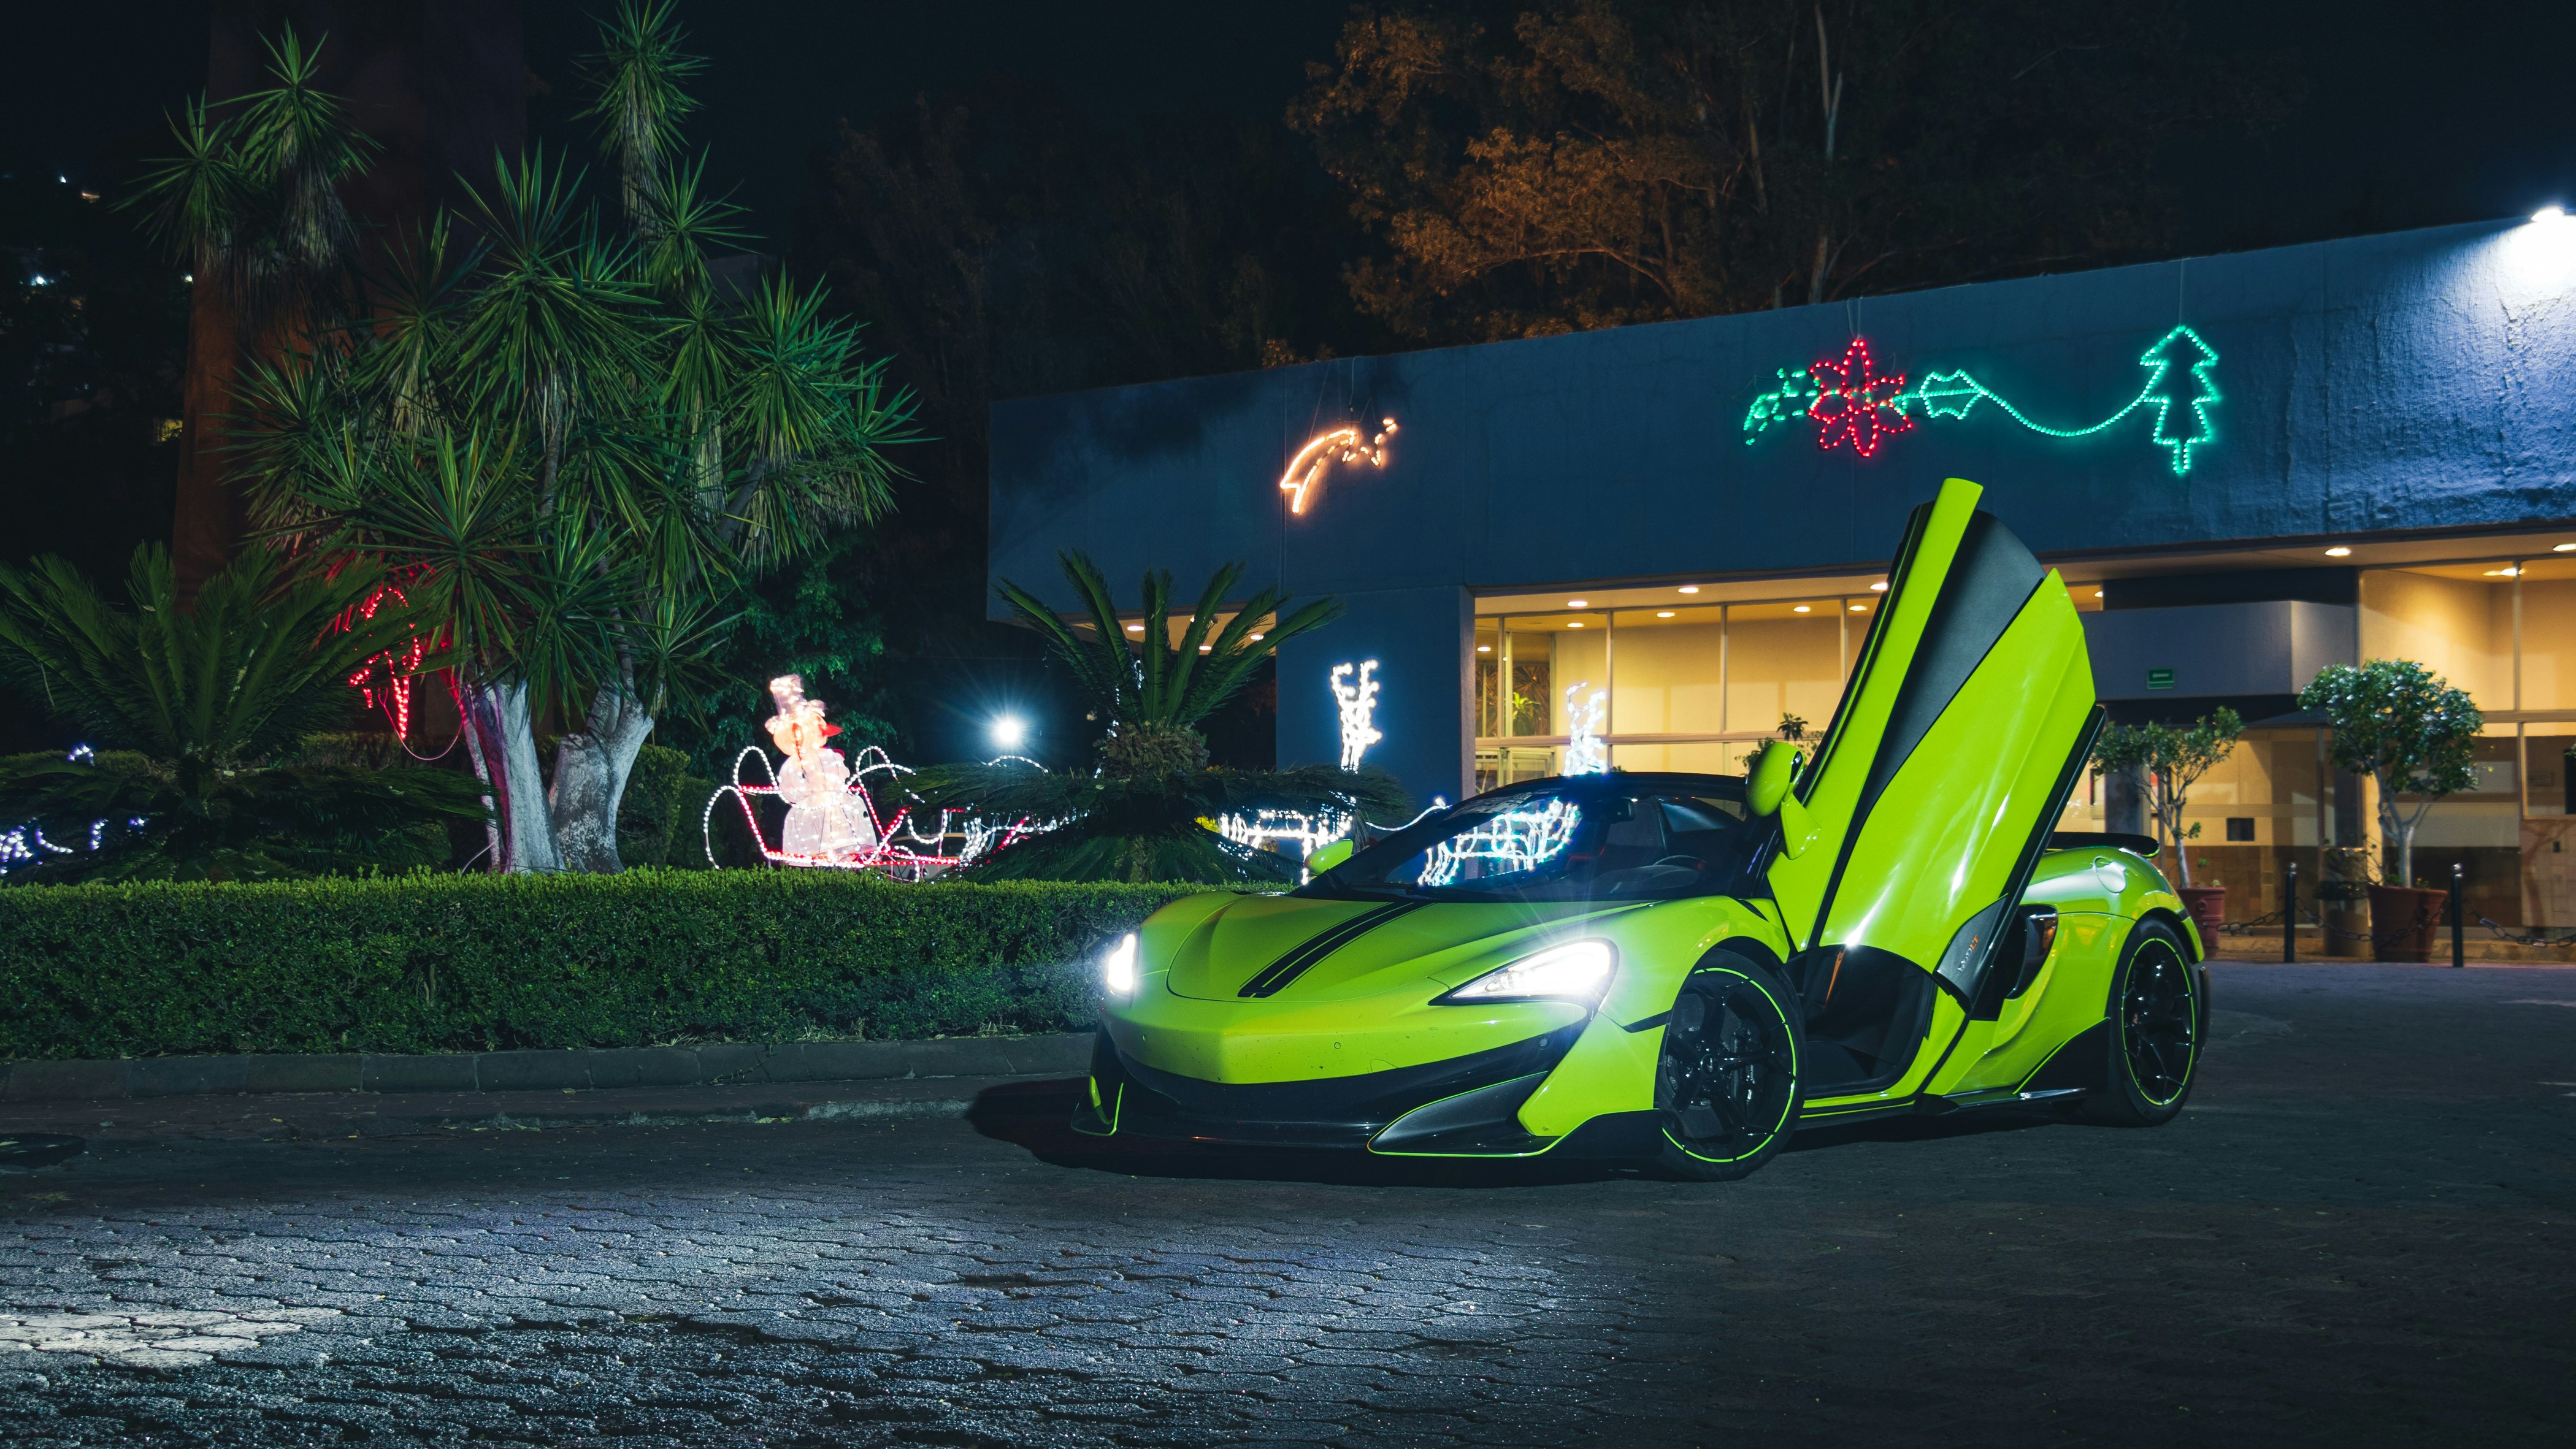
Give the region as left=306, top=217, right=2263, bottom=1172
left=331, top=576, right=439, bottom=741
left=1806, top=338, right=1913, bottom=457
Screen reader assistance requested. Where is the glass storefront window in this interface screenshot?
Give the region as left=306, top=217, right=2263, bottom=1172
left=1724, top=600, right=1847, bottom=739
left=2353, top=556, right=2576, bottom=928
left=1473, top=594, right=1866, bottom=789
left=2518, top=559, right=2576, bottom=712
left=1467, top=542, right=2576, bottom=936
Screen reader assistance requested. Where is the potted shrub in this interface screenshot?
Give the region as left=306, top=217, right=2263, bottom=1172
left=2299, top=660, right=2483, bottom=962
left=2092, top=708, right=2244, bottom=947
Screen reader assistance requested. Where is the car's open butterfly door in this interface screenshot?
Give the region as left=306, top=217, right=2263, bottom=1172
left=1760, top=478, right=2101, bottom=1101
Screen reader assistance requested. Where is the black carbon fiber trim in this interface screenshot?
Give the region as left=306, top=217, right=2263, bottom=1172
left=1105, top=1022, right=1589, bottom=1148
left=1236, top=900, right=1428, bottom=998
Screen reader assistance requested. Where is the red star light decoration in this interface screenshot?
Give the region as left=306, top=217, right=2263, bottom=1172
left=1807, top=338, right=1913, bottom=457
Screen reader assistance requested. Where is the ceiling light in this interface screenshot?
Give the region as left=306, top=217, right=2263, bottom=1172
left=1849, top=603, right=1866, bottom=612
left=1477, top=644, right=1492, bottom=652
left=1792, top=605, right=1811, bottom=614
left=2484, top=567, right=2520, bottom=577
left=1247, top=632, right=1264, bottom=641
left=1566, top=621, right=1584, bottom=629
left=1125, top=623, right=1143, bottom=632
left=1868, top=581, right=1887, bottom=592
left=2093, top=589, right=2104, bottom=598
left=1677, top=586, right=1700, bottom=594
left=2556, top=543, right=2576, bottom=553
left=1566, top=598, right=1587, bottom=608
left=1198, top=643, right=1213, bottom=652
left=2325, top=546, right=2352, bottom=557
left=1655, top=610, right=1674, bottom=618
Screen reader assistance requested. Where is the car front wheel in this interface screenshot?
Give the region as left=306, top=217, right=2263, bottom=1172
left=1652, top=955, right=1806, bottom=1182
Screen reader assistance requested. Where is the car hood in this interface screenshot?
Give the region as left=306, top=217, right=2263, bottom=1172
left=1160, top=892, right=1651, bottom=1002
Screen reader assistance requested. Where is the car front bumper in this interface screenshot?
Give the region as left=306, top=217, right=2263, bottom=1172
left=1072, top=1022, right=1590, bottom=1152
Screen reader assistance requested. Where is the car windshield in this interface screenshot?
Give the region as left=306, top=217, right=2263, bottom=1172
left=1298, top=780, right=1759, bottom=904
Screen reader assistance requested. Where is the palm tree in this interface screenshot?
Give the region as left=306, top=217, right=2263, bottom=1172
left=152, top=2, right=918, bottom=874
left=914, top=552, right=1405, bottom=883
left=0, top=546, right=485, bottom=884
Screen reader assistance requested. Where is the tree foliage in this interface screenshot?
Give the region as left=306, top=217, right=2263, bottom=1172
left=127, top=25, right=377, bottom=321
left=1292, top=0, right=2280, bottom=343
left=2092, top=707, right=2242, bottom=887
left=916, top=557, right=1400, bottom=884
left=132, top=2, right=918, bottom=875
left=2299, top=659, right=2482, bottom=887
left=996, top=552, right=1342, bottom=765
left=0, top=545, right=485, bottom=883
left=792, top=93, right=1381, bottom=758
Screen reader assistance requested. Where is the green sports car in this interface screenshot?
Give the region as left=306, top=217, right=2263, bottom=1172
left=1072, top=478, right=2209, bottom=1181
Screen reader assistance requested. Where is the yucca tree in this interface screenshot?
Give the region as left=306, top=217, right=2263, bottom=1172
left=0, top=546, right=485, bottom=884
left=129, top=25, right=374, bottom=322
left=915, top=553, right=1403, bottom=884
left=155, top=2, right=917, bottom=874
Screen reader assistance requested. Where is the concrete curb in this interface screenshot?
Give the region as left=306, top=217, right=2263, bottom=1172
left=0, top=1034, right=1093, bottom=1104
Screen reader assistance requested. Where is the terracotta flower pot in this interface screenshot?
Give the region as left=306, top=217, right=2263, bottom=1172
left=2177, top=885, right=2227, bottom=950
left=2367, top=884, right=2447, bottom=963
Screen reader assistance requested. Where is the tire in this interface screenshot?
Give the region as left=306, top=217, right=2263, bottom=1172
left=1652, top=954, right=1806, bottom=1182
left=2083, top=918, right=2202, bottom=1126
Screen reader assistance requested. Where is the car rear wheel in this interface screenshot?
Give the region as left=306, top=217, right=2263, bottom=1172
left=1652, top=955, right=1805, bottom=1182
left=2083, top=919, right=2202, bottom=1126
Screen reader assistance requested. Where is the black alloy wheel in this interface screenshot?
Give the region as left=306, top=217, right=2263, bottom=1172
left=2085, top=919, right=2201, bottom=1126
left=1652, top=957, right=1805, bottom=1182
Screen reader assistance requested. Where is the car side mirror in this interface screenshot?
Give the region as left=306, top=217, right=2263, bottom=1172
left=1308, top=838, right=1354, bottom=873
left=1745, top=740, right=1819, bottom=860
left=1747, top=740, right=1800, bottom=816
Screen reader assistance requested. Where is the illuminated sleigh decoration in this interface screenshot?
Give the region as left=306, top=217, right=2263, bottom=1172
left=701, top=675, right=1037, bottom=880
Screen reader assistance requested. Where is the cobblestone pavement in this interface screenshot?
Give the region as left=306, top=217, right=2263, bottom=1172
left=4, top=964, right=2572, bottom=1447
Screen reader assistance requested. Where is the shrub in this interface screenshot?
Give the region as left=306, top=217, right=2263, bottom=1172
left=0, top=871, right=1225, bottom=1059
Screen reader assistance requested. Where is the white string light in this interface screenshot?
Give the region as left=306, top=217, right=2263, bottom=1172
left=700, top=686, right=1046, bottom=880
left=1330, top=660, right=1382, bottom=771
left=1420, top=798, right=1583, bottom=886
left=1563, top=682, right=1609, bottom=775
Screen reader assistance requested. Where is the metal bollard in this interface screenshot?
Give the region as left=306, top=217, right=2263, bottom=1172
left=2450, top=861, right=2466, bottom=969
left=2284, top=860, right=2298, bottom=963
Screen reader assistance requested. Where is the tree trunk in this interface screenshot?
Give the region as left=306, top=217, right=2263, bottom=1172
left=2103, top=763, right=2148, bottom=835
left=548, top=684, right=655, bottom=873
left=467, top=678, right=559, bottom=873
left=2380, top=776, right=2410, bottom=889
left=451, top=675, right=505, bottom=870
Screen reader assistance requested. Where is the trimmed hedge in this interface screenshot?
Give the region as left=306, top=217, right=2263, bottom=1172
left=0, top=871, right=1224, bottom=1060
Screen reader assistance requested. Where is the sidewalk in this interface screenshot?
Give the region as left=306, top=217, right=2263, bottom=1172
left=2202, top=946, right=2576, bottom=966
left=0, top=1069, right=1081, bottom=1147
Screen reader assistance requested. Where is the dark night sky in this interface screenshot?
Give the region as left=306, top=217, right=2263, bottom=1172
left=6, top=0, right=2574, bottom=299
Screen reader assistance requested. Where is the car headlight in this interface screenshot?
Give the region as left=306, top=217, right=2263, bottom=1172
left=1435, top=939, right=1617, bottom=1006
left=1102, top=932, right=1139, bottom=996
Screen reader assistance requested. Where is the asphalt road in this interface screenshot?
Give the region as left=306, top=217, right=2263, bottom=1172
left=4, top=964, right=2573, bottom=1447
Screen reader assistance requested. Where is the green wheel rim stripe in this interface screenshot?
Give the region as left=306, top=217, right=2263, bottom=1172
left=1663, top=968, right=1801, bottom=1164
left=2119, top=939, right=2198, bottom=1107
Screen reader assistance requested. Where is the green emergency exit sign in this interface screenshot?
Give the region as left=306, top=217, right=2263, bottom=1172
left=2146, top=668, right=2175, bottom=690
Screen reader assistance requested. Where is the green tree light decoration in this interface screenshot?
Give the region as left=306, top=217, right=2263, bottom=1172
left=1743, top=325, right=2221, bottom=475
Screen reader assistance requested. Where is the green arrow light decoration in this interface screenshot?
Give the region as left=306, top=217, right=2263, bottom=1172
left=1742, top=325, right=2221, bottom=475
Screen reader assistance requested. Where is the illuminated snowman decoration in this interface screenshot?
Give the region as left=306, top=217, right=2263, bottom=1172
left=762, top=675, right=878, bottom=861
